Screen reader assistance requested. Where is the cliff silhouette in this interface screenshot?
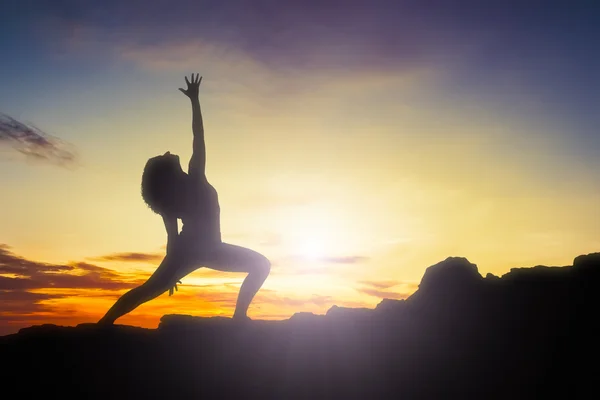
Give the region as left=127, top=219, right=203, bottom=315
left=1, top=253, right=598, bottom=399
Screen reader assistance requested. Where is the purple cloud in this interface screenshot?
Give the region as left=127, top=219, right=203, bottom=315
left=90, top=252, right=164, bottom=263
left=0, top=113, right=77, bottom=167
left=0, top=244, right=142, bottom=291
left=355, top=287, right=410, bottom=300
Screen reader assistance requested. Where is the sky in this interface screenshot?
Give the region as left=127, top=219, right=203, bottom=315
left=1, top=0, right=599, bottom=335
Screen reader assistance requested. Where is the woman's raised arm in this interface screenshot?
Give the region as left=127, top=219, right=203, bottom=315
left=178, top=73, right=206, bottom=179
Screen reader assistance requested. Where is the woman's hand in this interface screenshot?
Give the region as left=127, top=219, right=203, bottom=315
left=169, top=280, right=182, bottom=296
left=179, top=73, right=202, bottom=99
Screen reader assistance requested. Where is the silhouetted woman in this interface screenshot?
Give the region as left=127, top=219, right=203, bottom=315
left=99, top=74, right=271, bottom=324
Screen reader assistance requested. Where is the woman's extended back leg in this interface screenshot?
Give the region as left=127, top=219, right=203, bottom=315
left=98, top=252, right=191, bottom=325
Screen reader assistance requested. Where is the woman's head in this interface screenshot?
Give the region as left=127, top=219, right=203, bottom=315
left=141, top=151, right=185, bottom=215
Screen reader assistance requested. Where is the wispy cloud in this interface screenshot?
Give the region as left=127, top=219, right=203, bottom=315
left=321, top=256, right=369, bottom=264
left=354, top=280, right=418, bottom=300
left=90, top=252, right=164, bottom=263
left=29, top=0, right=454, bottom=88
left=0, top=113, right=77, bottom=167
left=0, top=244, right=73, bottom=275
left=255, top=292, right=335, bottom=308
left=0, top=291, right=68, bottom=335
left=358, top=280, right=401, bottom=290
left=0, top=244, right=142, bottom=292
left=288, top=255, right=369, bottom=266
left=268, top=254, right=370, bottom=276
left=0, top=291, right=66, bottom=312
left=355, top=287, right=410, bottom=300
left=0, top=244, right=149, bottom=335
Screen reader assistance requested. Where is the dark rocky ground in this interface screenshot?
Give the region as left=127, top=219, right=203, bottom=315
left=1, top=253, right=599, bottom=399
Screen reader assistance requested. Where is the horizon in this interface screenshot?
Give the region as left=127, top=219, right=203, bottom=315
left=1, top=0, right=599, bottom=335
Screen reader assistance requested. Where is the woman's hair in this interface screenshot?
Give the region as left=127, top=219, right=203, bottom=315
left=141, top=155, right=181, bottom=215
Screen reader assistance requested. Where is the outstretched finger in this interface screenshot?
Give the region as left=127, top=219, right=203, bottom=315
left=185, top=75, right=190, bottom=86
left=178, top=88, right=186, bottom=94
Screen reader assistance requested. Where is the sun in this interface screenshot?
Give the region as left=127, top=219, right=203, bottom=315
left=272, top=200, right=353, bottom=263
left=299, top=238, right=326, bottom=261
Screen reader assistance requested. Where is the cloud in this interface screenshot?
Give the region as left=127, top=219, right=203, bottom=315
left=355, top=287, right=410, bottom=300
left=0, top=291, right=69, bottom=335
left=14, top=0, right=599, bottom=145
left=0, top=244, right=151, bottom=334
left=358, top=280, right=401, bottom=290
left=0, top=289, right=111, bottom=336
left=27, top=0, right=462, bottom=79
left=36, top=0, right=585, bottom=72
left=0, top=245, right=142, bottom=291
left=354, top=280, right=418, bottom=300
left=0, top=277, right=39, bottom=291
left=267, top=254, right=370, bottom=276
left=0, top=113, right=77, bottom=167
left=321, top=256, right=369, bottom=264
left=255, top=292, right=335, bottom=308
left=0, top=244, right=74, bottom=275
left=288, top=255, right=369, bottom=266
left=90, top=252, right=164, bottom=263
left=192, top=291, right=239, bottom=309
left=30, top=0, right=599, bottom=136
left=0, top=291, right=66, bottom=313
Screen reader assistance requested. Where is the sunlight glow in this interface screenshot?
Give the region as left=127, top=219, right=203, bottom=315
left=299, top=237, right=326, bottom=261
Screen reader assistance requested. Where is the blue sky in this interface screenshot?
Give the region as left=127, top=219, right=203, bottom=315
left=2, top=0, right=599, bottom=159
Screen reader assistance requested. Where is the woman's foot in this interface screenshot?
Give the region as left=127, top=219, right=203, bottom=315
left=97, top=315, right=115, bottom=326
left=232, top=313, right=251, bottom=324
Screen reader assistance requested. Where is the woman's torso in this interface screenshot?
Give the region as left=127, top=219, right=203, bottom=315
left=179, top=178, right=221, bottom=246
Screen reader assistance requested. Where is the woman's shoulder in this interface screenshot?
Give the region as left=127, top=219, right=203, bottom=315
left=187, top=177, right=218, bottom=196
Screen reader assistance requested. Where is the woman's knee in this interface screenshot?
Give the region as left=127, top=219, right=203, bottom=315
left=254, top=254, right=271, bottom=277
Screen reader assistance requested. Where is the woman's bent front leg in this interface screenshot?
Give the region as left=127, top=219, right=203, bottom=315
left=205, top=243, right=271, bottom=320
